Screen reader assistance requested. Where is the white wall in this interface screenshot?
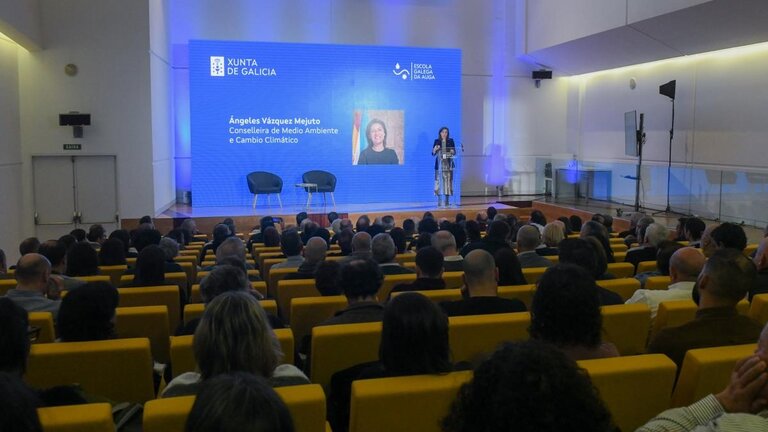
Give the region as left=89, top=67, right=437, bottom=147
left=150, top=0, right=175, bottom=212
left=0, top=0, right=42, bottom=49
left=0, top=37, right=24, bottom=263
left=16, top=0, right=156, bottom=238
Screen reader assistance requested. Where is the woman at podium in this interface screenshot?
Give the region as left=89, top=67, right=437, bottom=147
left=432, top=126, right=455, bottom=206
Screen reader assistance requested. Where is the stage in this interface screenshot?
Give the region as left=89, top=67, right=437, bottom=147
left=121, top=197, right=631, bottom=235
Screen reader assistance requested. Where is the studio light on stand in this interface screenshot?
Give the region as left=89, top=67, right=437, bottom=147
left=655, top=80, right=679, bottom=215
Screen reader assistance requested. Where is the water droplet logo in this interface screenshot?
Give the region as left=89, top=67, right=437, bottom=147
left=393, top=62, right=410, bottom=80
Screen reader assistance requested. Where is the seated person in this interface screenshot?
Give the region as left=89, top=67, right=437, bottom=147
left=648, top=248, right=763, bottom=369
left=372, top=234, right=414, bottom=275
left=57, top=281, right=118, bottom=342
left=5, top=254, right=61, bottom=317
left=162, top=291, right=308, bottom=397
left=440, top=250, right=526, bottom=317
left=432, top=230, right=463, bottom=272
left=314, top=261, right=342, bottom=296
left=390, top=246, right=446, bottom=296
left=270, top=229, right=304, bottom=270
left=64, top=242, right=100, bottom=277
left=494, top=248, right=526, bottom=286
left=558, top=239, right=622, bottom=305
left=442, top=340, right=613, bottom=432
left=283, top=237, right=327, bottom=280
left=633, top=240, right=682, bottom=288
left=530, top=265, right=619, bottom=360
left=536, top=222, right=563, bottom=256
left=515, top=226, right=553, bottom=268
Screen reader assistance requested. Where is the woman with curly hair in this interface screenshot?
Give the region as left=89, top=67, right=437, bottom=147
left=442, top=340, right=614, bottom=432
left=530, top=264, right=619, bottom=360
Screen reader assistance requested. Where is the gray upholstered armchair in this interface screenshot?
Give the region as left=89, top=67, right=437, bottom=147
left=246, top=171, right=283, bottom=208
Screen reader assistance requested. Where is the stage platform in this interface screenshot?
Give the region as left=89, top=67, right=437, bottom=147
left=121, top=197, right=631, bottom=235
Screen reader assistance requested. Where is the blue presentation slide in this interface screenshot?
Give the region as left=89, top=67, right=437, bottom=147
left=189, top=40, right=462, bottom=207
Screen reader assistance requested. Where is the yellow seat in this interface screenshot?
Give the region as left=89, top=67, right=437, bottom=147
left=349, top=371, right=473, bottom=432
left=521, top=267, right=547, bottom=284
left=394, top=253, right=417, bottom=264
left=189, top=280, right=267, bottom=303
left=126, top=257, right=136, bottom=268
left=176, top=261, right=196, bottom=286
left=442, top=271, right=464, bottom=289
left=596, top=278, right=641, bottom=301
left=606, top=262, right=634, bottom=278
left=390, top=288, right=462, bottom=303
left=183, top=299, right=278, bottom=323
left=498, top=284, right=537, bottom=309
left=653, top=299, right=750, bottom=337
left=119, top=272, right=188, bottom=292
left=448, top=312, right=530, bottom=364
left=636, top=260, right=657, bottom=274
left=28, top=311, right=56, bottom=344
left=671, top=343, right=757, bottom=407
left=277, top=279, right=322, bottom=322
left=98, top=264, right=127, bottom=286
left=748, top=293, right=768, bottom=325
left=143, top=384, right=328, bottom=432
left=118, top=286, right=181, bottom=328
left=195, top=268, right=260, bottom=283
left=290, top=295, right=348, bottom=344
left=744, top=243, right=758, bottom=257
left=26, top=338, right=155, bottom=403
left=610, top=243, right=628, bottom=253
left=543, top=255, right=559, bottom=263
left=262, top=258, right=287, bottom=285
left=600, top=303, right=651, bottom=355
left=613, top=251, right=627, bottom=262
left=115, top=305, right=171, bottom=363
left=270, top=267, right=303, bottom=299
left=72, top=275, right=111, bottom=284
left=645, top=275, right=672, bottom=290
left=174, top=254, right=199, bottom=265
left=578, top=354, right=677, bottom=432
left=169, top=328, right=295, bottom=379
left=252, top=245, right=282, bottom=259
left=0, top=278, right=15, bottom=296
left=38, top=403, right=114, bottom=432
left=311, top=322, right=382, bottom=389
left=377, top=274, right=417, bottom=301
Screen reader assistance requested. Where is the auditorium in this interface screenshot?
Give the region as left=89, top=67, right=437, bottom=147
left=3, top=1, right=768, bottom=431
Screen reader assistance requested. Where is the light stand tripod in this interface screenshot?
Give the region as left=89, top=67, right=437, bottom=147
left=653, top=80, right=685, bottom=216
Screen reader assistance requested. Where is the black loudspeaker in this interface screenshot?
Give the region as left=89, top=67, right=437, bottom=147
left=659, top=80, right=676, bottom=100
left=532, top=70, right=553, bottom=80
left=59, top=113, right=91, bottom=126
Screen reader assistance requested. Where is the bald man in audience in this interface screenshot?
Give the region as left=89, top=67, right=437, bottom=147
left=341, top=231, right=373, bottom=262
left=284, top=237, right=328, bottom=280
left=648, top=248, right=762, bottom=368
left=4, top=254, right=61, bottom=317
left=439, top=249, right=526, bottom=317
left=516, top=225, right=553, bottom=269
left=432, top=230, right=464, bottom=272
left=626, top=247, right=706, bottom=318
left=750, top=236, right=768, bottom=301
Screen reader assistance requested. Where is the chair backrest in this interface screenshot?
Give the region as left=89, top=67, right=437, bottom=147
left=183, top=299, right=278, bottom=323
left=143, top=384, right=328, bottom=432
left=38, top=403, right=115, bottom=432
left=522, top=267, right=547, bottom=284
left=26, top=338, right=155, bottom=403
left=98, top=264, right=128, bottom=287
left=73, top=275, right=111, bottom=284
left=115, top=306, right=171, bottom=364
left=269, top=267, right=302, bottom=299
left=596, top=278, right=640, bottom=301
left=0, top=278, right=16, bottom=296
left=606, top=262, right=635, bottom=278
left=578, top=354, right=677, bottom=432
left=443, top=271, right=464, bottom=289
left=189, top=281, right=267, bottom=303
left=610, top=243, right=628, bottom=253
left=498, top=284, right=537, bottom=309
left=28, top=311, right=56, bottom=344
left=394, top=253, right=417, bottom=264
left=645, top=275, right=672, bottom=290
left=749, top=293, right=768, bottom=325
left=290, top=295, right=348, bottom=344
left=168, top=328, right=295, bottom=379
left=377, top=274, right=417, bottom=300
left=246, top=171, right=283, bottom=194
left=119, top=272, right=188, bottom=292
left=448, top=312, right=531, bottom=364
left=653, top=298, right=751, bottom=337
left=671, top=343, right=757, bottom=407
left=600, top=303, right=651, bottom=355
left=636, top=260, right=658, bottom=274
left=277, top=278, right=322, bottom=322
left=311, top=322, right=382, bottom=389
left=349, top=371, right=473, bottom=432
left=302, top=170, right=336, bottom=192
left=390, top=288, right=462, bottom=304
left=118, top=286, right=181, bottom=328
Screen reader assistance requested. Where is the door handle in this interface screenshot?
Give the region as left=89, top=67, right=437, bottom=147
left=34, top=212, right=39, bottom=225
left=72, top=212, right=78, bottom=223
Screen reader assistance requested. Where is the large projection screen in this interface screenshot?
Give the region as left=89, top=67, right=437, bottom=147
left=189, top=40, right=462, bottom=207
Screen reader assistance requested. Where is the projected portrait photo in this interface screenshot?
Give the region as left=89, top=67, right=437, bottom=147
left=352, top=110, right=404, bottom=165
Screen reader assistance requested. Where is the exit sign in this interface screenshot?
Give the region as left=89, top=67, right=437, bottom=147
left=63, top=144, right=82, bottom=150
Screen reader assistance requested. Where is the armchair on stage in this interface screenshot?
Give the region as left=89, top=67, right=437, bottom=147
left=246, top=171, right=283, bottom=209
left=302, top=170, right=336, bottom=208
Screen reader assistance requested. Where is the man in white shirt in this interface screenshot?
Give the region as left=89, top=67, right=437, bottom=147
left=625, top=247, right=706, bottom=318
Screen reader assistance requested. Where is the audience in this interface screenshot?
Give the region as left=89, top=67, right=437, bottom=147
left=710, top=222, right=748, bottom=252
left=263, top=226, right=281, bottom=247
left=751, top=236, right=768, bottom=300
left=494, top=248, right=526, bottom=286
left=624, top=215, right=654, bottom=248
left=460, top=220, right=511, bottom=258
left=557, top=216, right=573, bottom=235
left=580, top=220, right=616, bottom=263
left=204, top=236, right=249, bottom=271
left=57, top=281, right=118, bottom=342
left=180, top=218, right=199, bottom=245
left=648, top=248, right=763, bottom=368
left=442, top=340, right=613, bottom=432
left=0, top=248, right=6, bottom=277
left=388, top=227, right=408, bottom=254
left=390, top=246, right=445, bottom=295
left=159, top=237, right=184, bottom=272
left=65, top=242, right=100, bottom=277
left=626, top=247, right=706, bottom=318
left=6, top=254, right=61, bottom=317
left=19, top=237, right=41, bottom=256
left=440, top=250, right=525, bottom=317
left=98, top=238, right=127, bottom=266
left=531, top=264, right=619, bottom=360
left=284, top=237, right=327, bottom=280
left=355, top=215, right=370, bottom=233
left=537, top=222, right=563, bottom=256
left=558, top=239, right=622, bottom=305
left=0, top=372, right=43, bottom=432
left=632, top=240, right=682, bottom=287
left=271, top=229, right=304, bottom=270
left=38, top=240, right=84, bottom=291
left=314, top=261, right=342, bottom=296
left=162, top=291, right=308, bottom=397
left=185, top=372, right=294, bottom=432
left=372, top=233, right=414, bottom=275
left=684, top=216, right=706, bottom=248
left=625, top=222, right=669, bottom=269
left=432, top=230, right=463, bottom=272
left=343, top=232, right=372, bottom=262
left=336, top=228, right=354, bottom=256
left=515, top=225, right=553, bottom=268
left=127, top=245, right=168, bottom=287
left=568, top=215, right=583, bottom=233
left=69, top=229, right=86, bottom=243
left=198, top=224, right=232, bottom=263
left=700, top=223, right=720, bottom=258
left=86, top=224, right=106, bottom=248
left=316, top=259, right=384, bottom=326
